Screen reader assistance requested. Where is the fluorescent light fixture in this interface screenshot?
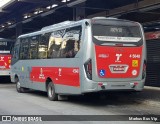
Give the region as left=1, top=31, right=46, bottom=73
left=24, top=15, right=28, bottom=18
left=24, top=14, right=32, bottom=19
left=46, top=6, right=51, bottom=9
left=62, top=0, right=67, bottom=2
left=34, top=11, right=38, bottom=14
left=62, top=0, right=70, bottom=2
left=7, top=22, right=12, bottom=25
left=52, top=4, right=58, bottom=8
left=39, top=10, right=43, bottom=13
left=0, top=0, right=13, bottom=8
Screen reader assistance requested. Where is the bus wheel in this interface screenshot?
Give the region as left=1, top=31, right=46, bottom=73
left=47, top=82, right=58, bottom=101
left=15, top=78, right=26, bottom=93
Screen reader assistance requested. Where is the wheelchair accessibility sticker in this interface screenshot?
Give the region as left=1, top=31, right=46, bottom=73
left=99, top=70, right=105, bottom=77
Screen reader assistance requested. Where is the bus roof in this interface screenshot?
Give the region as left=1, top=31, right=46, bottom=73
left=41, top=21, right=75, bottom=31
left=18, top=19, right=85, bottom=39
left=18, top=17, right=139, bottom=39
left=0, top=38, right=14, bottom=42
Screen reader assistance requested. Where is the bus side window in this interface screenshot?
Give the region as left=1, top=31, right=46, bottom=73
left=64, top=40, right=75, bottom=58
left=20, top=38, right=29, bottom=60
left=58, top=39, right=67, bottom=58
left=13, top=45, right=19, bottom=59
left=74, top=40, right=80, bottom=55
left=11, top=41, right=20, bottom=64
left=11, top=44, right=19, bottom=65
left=48, top=34, right=62, bottom=58
left=59, top=26, right=82, bottom=58
left=29, top=36, right=39, bottom=59
left=38, top=33, right=50, bottom=59
left=48, top=35, right=55, bottom=58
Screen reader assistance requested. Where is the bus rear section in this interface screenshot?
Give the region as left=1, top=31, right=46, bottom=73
left=0, top=39, right=13, bottom=77
left=83, top=18, right=146, bottom=93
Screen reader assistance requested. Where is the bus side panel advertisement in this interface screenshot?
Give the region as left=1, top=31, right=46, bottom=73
left=30, top=67, right=80, bottom=87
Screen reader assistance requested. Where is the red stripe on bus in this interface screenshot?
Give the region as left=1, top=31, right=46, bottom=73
left=30, top=67, right=80, bottom=87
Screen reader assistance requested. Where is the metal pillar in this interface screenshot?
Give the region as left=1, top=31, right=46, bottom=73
left=72, top=2, right=86, bottom=21
left=16, top=22, right=22, bottom=38
left=76, top=6, right=85, bottom=20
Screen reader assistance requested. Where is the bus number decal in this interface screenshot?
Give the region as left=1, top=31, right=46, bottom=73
left=129, top=54, right=141, bottom=59
left=73, top=69, right=79, bottom=73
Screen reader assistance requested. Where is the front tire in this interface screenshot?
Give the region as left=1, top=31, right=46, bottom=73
left=47, top=82, right=58, bottom=101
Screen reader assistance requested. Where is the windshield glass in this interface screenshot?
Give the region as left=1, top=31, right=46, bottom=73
left=92, top=24, right=142, bottom=46
left=0, top=41, right=13, bottom=53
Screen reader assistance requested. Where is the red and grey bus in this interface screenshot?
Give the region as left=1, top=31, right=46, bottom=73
left=11, top=17, right=146, bottom=101
left=0, top=38, right=14, bottom=77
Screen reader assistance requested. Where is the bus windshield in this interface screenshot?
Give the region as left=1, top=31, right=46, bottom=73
left=92, top=24, right=142, bottom=46
left=0, top=41, right=13, bottom=54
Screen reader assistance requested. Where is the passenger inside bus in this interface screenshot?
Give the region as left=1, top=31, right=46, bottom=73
left=48, top=36, right=62, bottom=58
left=74, top=40, right=80, bottom=55
left=64, top=40, right=75, bottom=58
left=58, top=39, right=66, bottom=58
left=62, top=39, right=80, bottom=58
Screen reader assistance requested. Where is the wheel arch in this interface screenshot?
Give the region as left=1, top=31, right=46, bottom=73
left=14, top=74, right=19, bottom=82
left=45, top=77, right=54, bottom=91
